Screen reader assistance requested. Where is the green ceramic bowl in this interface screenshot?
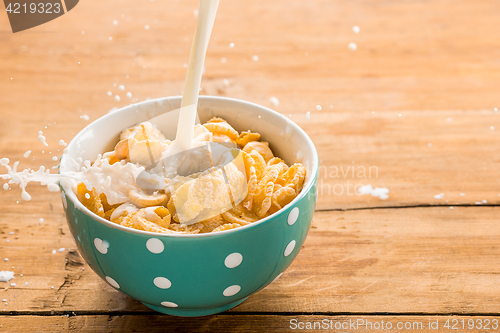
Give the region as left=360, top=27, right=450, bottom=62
left=60, top=96, right=318, bottom=317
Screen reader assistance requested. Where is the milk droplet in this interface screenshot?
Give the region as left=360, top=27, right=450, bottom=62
left=223, top=78, right=229, bottom=85
left=316, top=105, right=322, bottom=111
left=118, top=85, right=125, bottom=91
left=47, top=183, right=59, bottom=192
left=2, top=184, right=8, bottom=190
left=113, top=20, right=118, bottom=25
left=352, top=26, right=360, bottom=34
left=81, top=115, right=90, bottom=121
left=39, top=218, right=44, bottom=223
left=115, top=95, right=121, bottom=102
left=0, top=158, right=9, bottom=166
left=38, top=135, right=48, bottom=146
left=126, top=92, right=132, bottom=98
left=59, top=140, right=67, bottom=146
left=23, top=150, right=31, bottom=158
left=358, top=185, right=389, bottom=200
left=269, top=97, right=279, bottom=107
left=229, top=42, right=234, bottom=48
left=221, top=57, right=227, bottom=64
left=145, top=25, right=150, bottom=30
left=107, top=91, right=112, bottom=96
left=348, top=42, right=357, bottom=51
left=305, top=111, right=310, bottom=120
left=52, top=157, right=58, bottom=161
left=21, top=191, right=31, bottom=201
left=252, top=55, right=259, bottom=61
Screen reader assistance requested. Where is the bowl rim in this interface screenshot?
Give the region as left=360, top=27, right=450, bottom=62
left=61, top=95, right=319, bottom=238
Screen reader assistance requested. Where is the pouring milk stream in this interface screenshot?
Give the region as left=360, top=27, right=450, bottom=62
left=174, top=0, right=220, bottom=153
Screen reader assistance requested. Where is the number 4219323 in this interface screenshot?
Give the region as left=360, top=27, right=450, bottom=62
left=444, top=318, right=498, bottom=330
left=6, top=2, right=62, bottom=14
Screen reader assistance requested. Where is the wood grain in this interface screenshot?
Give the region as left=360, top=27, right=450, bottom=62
left=2, top=207, right=500, bottom=314
left=1, top=0, right=500, bottom=330
left=0, top=0, right=499, bottom=209
left=1, top=315, right=499, bottom=333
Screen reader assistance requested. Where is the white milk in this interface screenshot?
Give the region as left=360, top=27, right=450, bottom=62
left=0, top=271, right=14, bottom=282
left=170, top=0, right=220, bottom=154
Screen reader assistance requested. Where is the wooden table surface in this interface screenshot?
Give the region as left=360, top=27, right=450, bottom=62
left=1, top=0, right=500, bottom=331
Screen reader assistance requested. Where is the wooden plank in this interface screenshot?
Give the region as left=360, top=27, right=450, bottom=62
left=0, top=0, right=499, bottom=209
left=0, top=0, right=499, bottom=324
left=2, top=207, right=500, bottom=314
left=1, top=109, right=499, bottom=210
left=2, top=315, right=500, bottom=333
left=306, top=109, right=500, bottom=209
left=0, top=0, right=500, bottom=114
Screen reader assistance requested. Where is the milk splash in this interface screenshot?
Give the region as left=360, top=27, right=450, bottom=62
left=0, top=157, right=60, bottom=201
left=0, top=271, right=14, bottom=282
left=0, top=154, right=144, bottom=204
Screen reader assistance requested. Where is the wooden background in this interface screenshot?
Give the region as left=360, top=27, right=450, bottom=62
left=1, top=0, right=500, bottom=331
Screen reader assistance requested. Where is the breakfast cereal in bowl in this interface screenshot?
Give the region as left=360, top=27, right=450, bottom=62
left=75, top=115, right=307, bottom=235
left=59, top=96, right=318, bottom=316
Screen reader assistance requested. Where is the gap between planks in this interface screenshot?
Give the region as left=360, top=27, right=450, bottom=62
left=2, top=311, right=500, bottom=317
left=315, top=203, right=500, bottom=212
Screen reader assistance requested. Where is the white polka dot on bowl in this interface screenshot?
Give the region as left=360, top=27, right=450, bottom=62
left=105, top=276, right=120, bottom=289
left=224, top=253, right=243, bottom=268
left=284, top=240, right=296, bottom=257
left=161, top=301, right=178, bottom=308
left=223, top=285, right=241, bottom=297
left=153, top=277, right=172, bottom=289
left=287, top=207, right=299, bottom=225
left=146, top=238, right=164, bottom=254
left=94, top=238, right=109, bottom=254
